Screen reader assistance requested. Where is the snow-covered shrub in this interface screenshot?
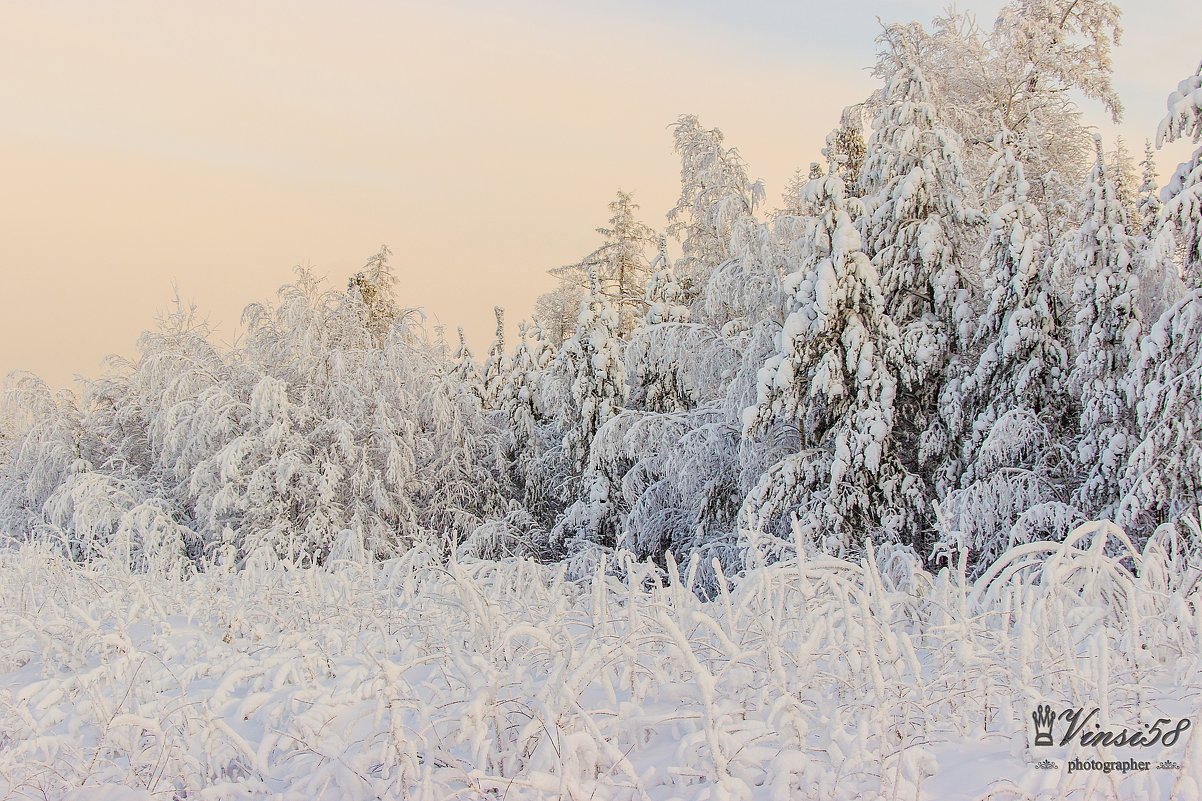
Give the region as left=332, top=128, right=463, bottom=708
left=0, top=268, right=508, bottom=567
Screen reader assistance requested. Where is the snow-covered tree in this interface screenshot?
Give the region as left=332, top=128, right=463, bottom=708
left=743, top=164, right=912, bottom=556
left=935, top=409, right=1084, bottom=571
left=881, top=2, right=1123, bottom=196
left=501, top=321, right=541, bottom=446
left=992, top=0, right=1124, bottom=126
left=1, top=271, right=509, bottom=567
left=925, top=129, right=1070, bottom=480
left=862, top=26, right=980, bottom=334
left=451, top=326, right=483, bottom=402
left=630, top=239, right=699, bottom=414
left=1107, top=136, right=1139, bottom=226
left=1133, top=140, right=1186, bottom=324
left=542, top=270, right=632, bottom=559
left=926, top=129, right=1074, bottom=566
left=825, top=109, right=868, bottom=195
left=861, top=27, right=983, bottom=485
left=1070, top=138, right=1141, bottom=518
left=774, top=167, right=810, bottom=219
left=532, top=279, right=583, bottom=347
left=506, top=319, right=576, bottom=537
left=347, top=245, right=399, bottom=346
left=559, top=272, right=628, bottom=473
left=667, top=115, right=764, bottom=307
left=460, top=319, right=562, bottom=561
left=1158, top=63, right=1202, bottom=286
left=551, top=191, right=657, bottom=336
left=195, top=272, right=505, bottom=560
left=480, top=306, right=507, bottom=409
left=643, top=235, right=689, bottom=327
left=1137, top=140, right=1161, bottom=236
left=1120, top=62, right=1202, bottom=534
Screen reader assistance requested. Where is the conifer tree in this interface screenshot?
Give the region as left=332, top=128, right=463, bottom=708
left=451, top=327, right=483, bottom=402
left=1108, top=136, right=1140, bottom=227
left=1138, top=140, right=1161, bottom=236
left=1132, top=140, right=1185, bottom=323
left=644, top=235, right=690, bottom=327
left=743, top=164, right=912, bottom=556
left=924, top=129, right=1070, bottom=487
left=927, top=128, right=1076, bottom=567
left=860, top=27, right=983, bottom=515
left=826, top=111, right=868, bottom=195
left=502, top=321, right=541, bottom=446
left=1121, top=62, right=1202, bottom=534
left=862, top=27, right=979, bottom=336
left=589, top=191, right=657, bottom=334
left=1070, top=138, right=1141, bottom=518
left=481, top=307, right=507, bottom=410
left=1157, top=63, right=1202, bottom=287
left=560, top=271, right=627, bottom=472
left=347, top=245, right=399, bottom=346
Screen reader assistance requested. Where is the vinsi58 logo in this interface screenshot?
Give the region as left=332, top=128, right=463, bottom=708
left=1031, top=704, right=1192, bottom=748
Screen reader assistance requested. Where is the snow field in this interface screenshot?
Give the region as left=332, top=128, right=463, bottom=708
left=1, top=521, right=1200, bottom=800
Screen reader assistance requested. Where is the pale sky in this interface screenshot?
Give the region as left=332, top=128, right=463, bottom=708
left=1, top=0, right=1197, bottom=389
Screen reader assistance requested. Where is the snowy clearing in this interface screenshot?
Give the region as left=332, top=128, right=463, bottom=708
left=1, top=522, right=1200, bottom=800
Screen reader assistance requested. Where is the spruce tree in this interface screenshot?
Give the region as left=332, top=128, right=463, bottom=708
left=926, top=128, right=1076, bottom=567
left=860, top=28, right=983, bottom=539
left=347, top=245, right=399, bottom=346
left=1120, top=63, right=1202, bottom=534
left=560, top=271, right=627, bottom=473
left=743, top=164, right=912, bottom=556
left=923, top=128, right=1070, bottom=493
left=1070, top=138, right=1141, bottom=518
left=451, top=327, right=483, bottom=402
left=481, top=307, right=507, bottom=410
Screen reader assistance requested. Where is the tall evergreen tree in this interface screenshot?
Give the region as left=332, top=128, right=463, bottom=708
left=451, top=327, right=483, bottom=402
left=860, top=27, right=983, bottom=529
left=1137, top=139, right=1162, bottom=236
left=825, top=109, right=868, bottom=195
left=502, top=321, right=541, bottom=447
left=926, top=129, right=1076, bottom=567
left=1070, top=138, right=1141, bottom=518
left=924, top=129, right=1070, bottom=490
left=546, top=191, right=657, bottom=337
left=1120, top=62, right=1202, bottom=535
left=1157, top=63, right=1202, bottom=287
left=1132, top=140, right=1185, bottom=323
left=862, top=26, right=980, bottom=340
left=559, top=272, right=628, bottom=473
left=347, top=245, right=400, bottom=346
left=1107, top=136, right=1140, bottom=226
left=481, top=307, right=507, bottom=410
left=743, top=164, right=913, bottom=557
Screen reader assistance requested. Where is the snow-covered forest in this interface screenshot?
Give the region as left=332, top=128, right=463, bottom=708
left=4, top=7, right=1199, bottom=578
left=2, top=2, right=1202, bottom=798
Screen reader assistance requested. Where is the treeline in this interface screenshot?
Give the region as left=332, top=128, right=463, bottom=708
left=2, top=5, right=1200, bottom=579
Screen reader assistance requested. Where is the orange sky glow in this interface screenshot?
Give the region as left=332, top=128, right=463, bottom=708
left=1, top=0, right=1197, bottom=389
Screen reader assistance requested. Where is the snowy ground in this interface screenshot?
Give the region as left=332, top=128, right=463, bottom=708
left=1, top=523, right=1200, bottom=800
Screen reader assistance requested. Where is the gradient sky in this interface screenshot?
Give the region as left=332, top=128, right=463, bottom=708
left=1, top=0, right=1198, bottom=389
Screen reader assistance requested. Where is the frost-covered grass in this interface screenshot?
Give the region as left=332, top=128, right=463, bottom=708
left=1, top=522, right=1200, bottom=800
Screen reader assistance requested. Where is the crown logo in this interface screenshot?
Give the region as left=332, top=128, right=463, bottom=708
left=1032, top=704, right=1056, bottom=746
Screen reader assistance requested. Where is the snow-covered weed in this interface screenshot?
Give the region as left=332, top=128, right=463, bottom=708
left=1, top=521, right=1199, bottom=800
